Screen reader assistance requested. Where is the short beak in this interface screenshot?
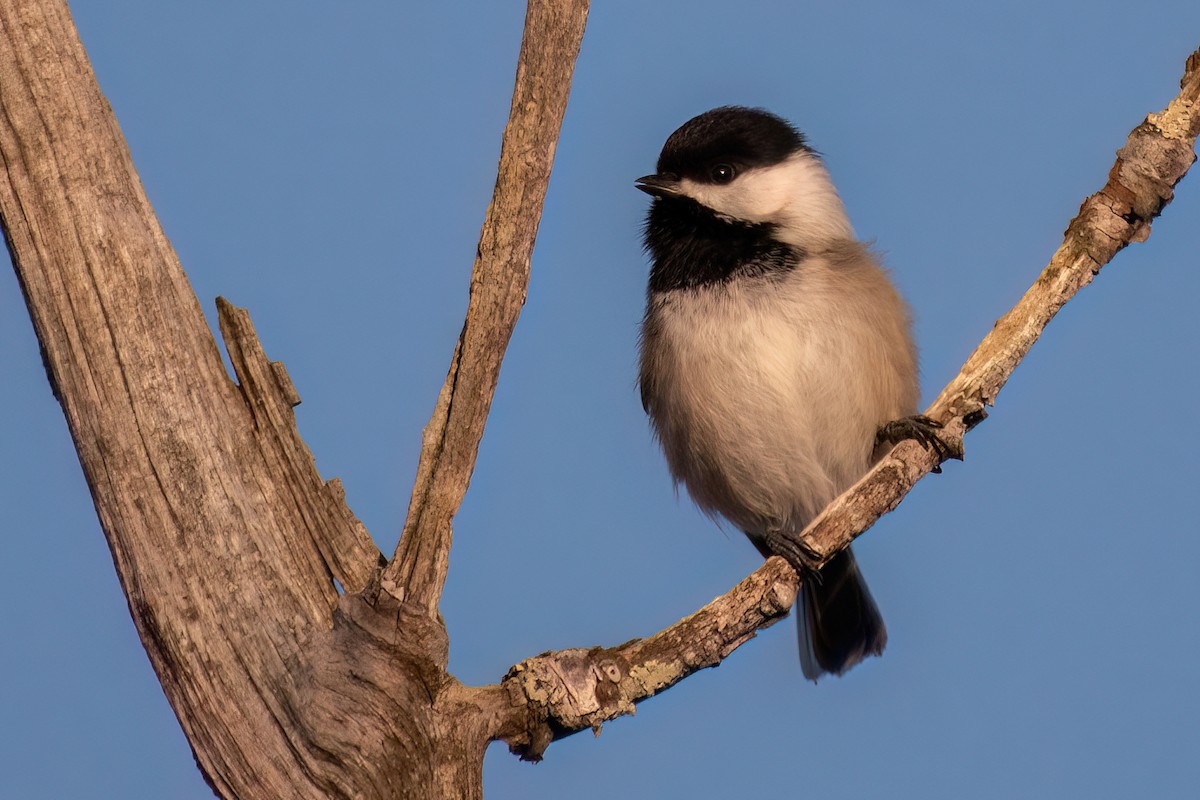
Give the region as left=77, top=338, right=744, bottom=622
left=635, top=173, right=682, bottom=198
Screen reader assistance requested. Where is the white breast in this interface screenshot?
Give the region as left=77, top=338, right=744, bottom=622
left=639, top=243, right=918, bottom=537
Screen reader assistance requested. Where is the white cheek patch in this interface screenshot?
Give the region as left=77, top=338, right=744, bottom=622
left=678, top=153, right=854, bottom=247
left=682, top=167, right=790, bottom=221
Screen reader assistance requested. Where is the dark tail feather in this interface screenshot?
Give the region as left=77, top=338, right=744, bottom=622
left=797, top=547, right=887, bottom=681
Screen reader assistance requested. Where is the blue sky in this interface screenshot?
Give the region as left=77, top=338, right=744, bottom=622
left=3, top=2, right=1199, bottom=798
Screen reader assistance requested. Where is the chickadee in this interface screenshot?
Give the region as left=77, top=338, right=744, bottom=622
left=636, top=106, right=944, bottom=680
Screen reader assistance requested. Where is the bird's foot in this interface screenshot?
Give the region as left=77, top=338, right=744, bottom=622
left=763, top=530, right=824, bottom=581
left=876, top=414, right=963, bottom=473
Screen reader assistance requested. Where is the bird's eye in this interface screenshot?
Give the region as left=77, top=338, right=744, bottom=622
left=709, top=163, right=737, bottom=184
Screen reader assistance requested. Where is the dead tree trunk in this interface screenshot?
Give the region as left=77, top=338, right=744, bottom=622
left=0, top=0, right=586, bottom=796
left=2, top=0, right=1197, bottom=797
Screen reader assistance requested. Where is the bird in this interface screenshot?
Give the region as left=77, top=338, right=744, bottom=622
left=635, top=106, right=947, bottom=680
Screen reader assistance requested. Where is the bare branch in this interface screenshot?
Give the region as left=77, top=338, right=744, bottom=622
left=387, top=0, right=591, bottom=613
left=498, top=558, right=798, bottom=761
left=217, top=298, right=383, bottom=592
left=802, top=45, right=1200, bottom=565
left=495, top=46, right=1200, bottom=756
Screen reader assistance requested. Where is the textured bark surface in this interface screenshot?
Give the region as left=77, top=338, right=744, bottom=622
left=2, top=0, right=1196, bottom=795
left=386, top=0, right=590, bottom=614
left=500, top=557, right=799, bottom=760
left=0, top=0, right=584, bottom=797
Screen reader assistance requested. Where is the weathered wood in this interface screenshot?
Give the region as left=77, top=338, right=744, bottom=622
left=217, top=298, right=383, bottom=592
left=0, top=2, right=434, bottom=797
left=499, top=557, right=799, bottom=761
left=386, top=0, right=591, bottom=613
left=0, top=0, right=590, bottom=796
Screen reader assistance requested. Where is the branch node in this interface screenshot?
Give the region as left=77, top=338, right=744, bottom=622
left=500, top=646, right=635, bottom=761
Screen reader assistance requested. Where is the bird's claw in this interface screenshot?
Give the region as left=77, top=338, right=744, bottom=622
left=876, top=414, right=962, bottom=471
left=764, top=530, right=824, bottom=580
